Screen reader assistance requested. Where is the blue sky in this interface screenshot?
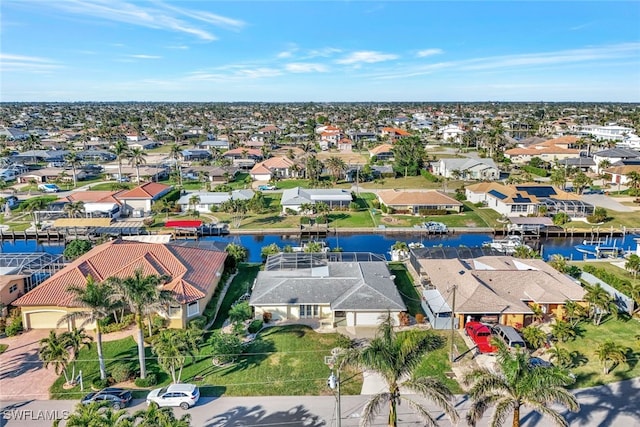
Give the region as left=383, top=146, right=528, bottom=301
left=1, top=1, right=639, bottom=102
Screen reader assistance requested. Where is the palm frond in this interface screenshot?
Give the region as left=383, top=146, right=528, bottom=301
left=359, top=392, right=391, bottom=427
left=403, top=377, right=458, bottom=423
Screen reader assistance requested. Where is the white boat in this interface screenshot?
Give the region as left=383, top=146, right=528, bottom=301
left=408, top=242, right=425, bottom=249
left=423, top=221, right=448, bottom=233
left=291, top=240, right=329, bottom=253
left=482, top=235, right=530, bottom=254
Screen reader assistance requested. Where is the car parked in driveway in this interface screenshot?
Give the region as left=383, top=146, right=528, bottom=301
left=81, top=388, right=132, bottom=409
left=146, top=383, right=200, bottom=409
left=465, top=321, right=498, bottom=354
left=257, top=184, right=276, bottom=191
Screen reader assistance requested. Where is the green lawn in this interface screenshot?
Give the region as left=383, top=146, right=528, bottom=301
left=413, top=330, right=468, bottom=394
left=212, top=264, right=261, bottom=329
left=552, top=317, right=640, bottom=388
left=388, top=263, right=425, bottom=317
left=569, top=261, right=638, bottom=294
left=328, top=211, right=375, bottom=228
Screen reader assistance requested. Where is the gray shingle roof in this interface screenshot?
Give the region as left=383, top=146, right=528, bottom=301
left=249, top=261, right=406, bottom=311
left=281, top=187, right=352, bottom=205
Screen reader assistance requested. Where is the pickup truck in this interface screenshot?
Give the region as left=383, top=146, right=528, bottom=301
left=464, top=321, right=498, bottom=354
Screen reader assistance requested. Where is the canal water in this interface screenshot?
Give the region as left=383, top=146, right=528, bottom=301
left=2, top=232, right=638, bottom=264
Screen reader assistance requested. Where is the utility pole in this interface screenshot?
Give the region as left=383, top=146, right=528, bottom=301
left=328, top=370, right=341, bottom=427
left=449, top=284, right=457, bottom=362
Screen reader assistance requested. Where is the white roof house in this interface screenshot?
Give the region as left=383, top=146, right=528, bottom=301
left=280, top=187, right=352, bottom=213
left=177, top=189, right=254, bottom=213
left=432, top=158, right=500, bottom=180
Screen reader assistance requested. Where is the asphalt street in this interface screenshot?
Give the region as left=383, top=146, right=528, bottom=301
left=1, top=378, right=638, bottom=427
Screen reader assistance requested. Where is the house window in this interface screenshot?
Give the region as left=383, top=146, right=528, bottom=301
left=168, top=305, right=181, bottom=317
left=187, top=302, right=199, bottom=317
left=9, top=284, right=18, bottom=293
left=510, top=204, right=528, bottom=213
left=299, top=304, right=320, bottom=318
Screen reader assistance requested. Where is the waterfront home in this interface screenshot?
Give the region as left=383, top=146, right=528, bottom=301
left=116, top=182, right=172, bottom=217
left=222, top=148, right=263, bottom=168
left=198, top=140, right=230, bottom=151
left=368, top=143, right=394, bottom=161
left=432, top=158, right=499, bottom=180
left=465, top=182, right=594, bottom=218
left=592, top=148, right=640, bottom=173
left=380, top=127, right=411, bottom=142
left=280, top=187, right=352, bottom=213
left=408, top=252, right=585, bottom=330
left=13, top=240, right=226, bottom=329
left=250, top=253, right=406, bottom=327
left=439, top=124, right=465, bottom=143
left=250, top=156, right=297, bottom=181
left=17, top=167, right=87, bottom=184
left=181, top=149, right=212, bottom=162
left=177, top=189, right=254, bottom=213
left=377, top=189, right=463, bottom=214
left=602, top=164, right=640, bottom=186
left=53, top=191, right=123, bottom=218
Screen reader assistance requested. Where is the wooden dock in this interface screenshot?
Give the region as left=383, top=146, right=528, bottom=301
left=0, top=229, right=65, bottom=241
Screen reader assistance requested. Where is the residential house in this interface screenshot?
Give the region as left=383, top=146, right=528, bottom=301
left=280, top=187, right=352, bottom=213
left=408, top=253, right=585, bottom=330
left=602, top=164, right=640, bottom=186
left=319, top=126, right=342, bottom=150
left=504, top=136, right=582, bottom=165
left=12, top=150, right=68, bottom=165
left=18, top=167, right=87, bottom=184
left=116, top=182, right=172, bottom=217
left=0, top=127, right=29, bottom=141
left=592, top=148, right=640, bottom=173
left=439, top=124, right=465, bottom=143
left=13, top=240, right=227, bottom=329
left=53, top=191, right=124, bottom=218
left=250, top=253, right=406, bottom=327
left=466, top=182, right=594, bottom=217
left=128, top=140, right=158, bottom=150
left=177, top=189, right=254, bottom=213
left=250, top=156, right=296, bottom=181
left=222, top=148, right=263, bottom=168
left=198, top=140, right=230, bottom=151
left=432, top=158, right=499, bottom=180
left=181, top=166, right=238, bottom=184
left=337, top=138, right=353, bottom=152
left=377, top=190, right=463, bottom=214
left=380, top=127, right=411, bottom=142
left=181, top=149, right=212, bottom=162
left=578, top=124, right=637, bottom=142
left=368, top=144, right=394, bottom=161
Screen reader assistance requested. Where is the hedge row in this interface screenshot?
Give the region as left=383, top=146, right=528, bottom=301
left=582, top=264, right=631, bottom=295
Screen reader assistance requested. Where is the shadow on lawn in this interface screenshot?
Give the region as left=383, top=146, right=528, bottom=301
left=204, top=404, right=326, bottom=427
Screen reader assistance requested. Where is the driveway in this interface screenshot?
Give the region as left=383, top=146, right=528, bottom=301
left=581, top=194, right=635, bottom=212
left=0, top=330, right=60, bottom=401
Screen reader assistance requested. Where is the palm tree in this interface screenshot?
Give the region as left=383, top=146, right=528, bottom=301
left=626, top=171, right=640, bottom=196
left=325, top=156, right=347, bottom=181
left=550, top=319, right=576, bottom=343
left=111, top=140, right=130, bottom=182
left=39, top=330, right=72, bottom=385
left=61, top=327, right=93, bottom=384
left=152, top=327, right=202, bottom=383
left=464, top=341, right=579, bottom=427
left=596, top=340, right=627, bottom=374
left=584, top=283, right=617, bottom=325
left=57, top=276, right=117, bottom=380
left=562, top=300, right=586, bottom=327
left=548, top=254, right=568, bottom=273
left=340, top=314, right=458, bottom=427
left=547, top=344, right=573, bottom=368
left=108, top=268, right=174, bottom=379
left=128, top=147, right=147, bottom=184
left=64, top=201, right=85, bottom=219
left=298, top=202, right=315, bottom=215
left=188, top=194, right=201, bottom=215
left=65, top=151, right=83, bottom=189
left=624, top=254, right=640, bottom=278
left=132, top=402, right=191, bottom=427
left=521, top=325, right=548, bottom=350
left=170, top=144, right=183, bottom=187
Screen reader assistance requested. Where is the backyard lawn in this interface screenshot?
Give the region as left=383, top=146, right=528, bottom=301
left=388, top=263, right=425, bottom=317
left=212, top=264, right=261, bottom=329
left=551, top=317, right=640, bottom=389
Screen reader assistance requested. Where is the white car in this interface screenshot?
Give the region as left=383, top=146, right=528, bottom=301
left=38, top=183, right=60, bottom=193
left=146, top=383, right=200, bottom=409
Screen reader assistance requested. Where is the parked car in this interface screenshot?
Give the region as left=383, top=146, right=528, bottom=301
left=38, top=183, right=60, bottom=193
left=81, top=388, right=132, bottom=409
left=464, top=321, right=498, bottom=354
left=257, top=184, right=276, bottom=191
left=146, top=383, right=200, bottom=409
left=528, top=357, right=553, bottom=368
left=491, top=324, right=526, bottom=350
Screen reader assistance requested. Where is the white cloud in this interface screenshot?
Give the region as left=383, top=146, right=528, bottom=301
left=45, top=0, right=244, bottom=41
left=305, top=47, right=342, bottom=58
left=285, top=63, right=328, bottom=73
left=277, top=50, right=295, bottom=59
left=416, top=48, right=443, bottom=58
left=336, top=51, right=398, bottom=65
left=128, top=54, right=162, bottom=59
left=185, top=67, right=282, bottom=81
left=0, top=53, right=61, bottom=73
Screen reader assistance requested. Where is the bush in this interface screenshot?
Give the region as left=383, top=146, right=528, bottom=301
left=415, top=313, right=425, bottom=324
left=209, top=331, right=243, bottom=364
left=523, top=165, right=549, bottom=177
left=247, top=319, right=263, bottom=334
left=110, top=363, right=131, bottom=383
left=134, top=373, right=157, bottom=388
left=92, top=378, right=109, bottom=390
left=335, top=333, right=352, bottom=349
left=371, top=199, right=380, bottom=209
left=63, top=239, right=93, bottom=260
left=418, top=209, right=448, bottom=216
left=0, top=317, right=6, bottom=335
left=5, top=317, right=22, bottom=337
left=101, top=314, right=135, bottom=334
left=398, top=312, right=411, bottom=326
left=348, top=202, right=359, bottom=211
left=262, top=311, right=272, bottom=323
left=582, top=265, right=630, bottom=294
left=188, top=316, right=207, bottom=330
left=160, top=188, right=181, bottom=203
left=420, top=169, right=440, bottom=182
left=228, top=301, right=252, bottom=324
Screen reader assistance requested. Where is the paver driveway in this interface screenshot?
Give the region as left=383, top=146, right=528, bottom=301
left=0, top=330, right=60, bottom=401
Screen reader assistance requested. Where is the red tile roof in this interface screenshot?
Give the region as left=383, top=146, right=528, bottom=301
left=57, top=191, right=122, bottom=205
left=14, top=240, right=226, bottom=307
left=117, top=183, right=171, bottom=200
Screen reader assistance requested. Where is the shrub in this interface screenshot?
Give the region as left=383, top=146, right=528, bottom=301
left=134, top=373, right=157, bottom=388
left=160, top=188, right=181, bottom=203
left=523, top=165, right=549, bottom=177
left=101, top=314, right=135, bottom=334
left=188, top=316, right=207, bottom=330
left=415, top=313, right=425, bottom=324
left=5, top=317, right=22, bottom=337
left=110, top=363, right=131, bottom=383
left=262, top=311, right=272, bottom=323
left=285, top=208, right=297, bottom=215
left=247, top=319, right=263, bottom=334
left=0, top=317, right=6, bottom=335
left=420, top=169, right=440, bottom=182
left=398, top=312, right=411, bottom=326
left=348, top=202, right=359, bottom=211
left=335, top=333, right=353, bottom=349
left=209, top=331, right=243, bottom=364
left=229, top=301, right=252, bottom=324
left=371, top=199, right=380, bottom=209
left=418, top=209, right=447, bottom=216
left=92, top=378, right=109, bottom=390
left=565, top=265, right=582, bottom=279
left=63, top=239, right=93, bottom=260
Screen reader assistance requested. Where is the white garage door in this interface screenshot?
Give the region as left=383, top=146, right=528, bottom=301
left=354, top=312, right=386, bottom=326
left=26, top=311, right=67, bottom=329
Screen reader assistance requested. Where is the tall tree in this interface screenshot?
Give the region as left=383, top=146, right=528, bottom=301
left=392, top=136, right=425, bottom=177
left=152, top=327, right=203, bottom=384
left=65, top=151, right=83, bottom=189
left=39, top=330, right=72, bottom=385
left=340, top=314, right=458, bottom=427
left=64, top=201, right=85, bottom=219
left=464, top=341, right=579, bottom=427
left=584, top=283, right=617, bottom=325
left=170, top=144, right=183, bottom=187
left=61, top=327, right=93, bottom=384
left=111, top=140, right=130, bottom=182
left=596, top=340, right=627, bottom=374
left=325, top=156, right=347, bottom=181
left=108, top=268, right=174, bottom=379
left=57, top=276, right=118, bottom=380
left=128, top=147, right=147, bottom=184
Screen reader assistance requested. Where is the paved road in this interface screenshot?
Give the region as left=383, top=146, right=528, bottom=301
left=1, top=378, right=638, bottom=427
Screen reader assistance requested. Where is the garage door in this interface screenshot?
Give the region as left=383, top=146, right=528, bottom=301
left=26, top=311, right=67, bottom=329
left=354, top=312, right=386, bottom=326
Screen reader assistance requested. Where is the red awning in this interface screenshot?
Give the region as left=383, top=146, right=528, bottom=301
left=165, top=220, right=203, bottom=228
